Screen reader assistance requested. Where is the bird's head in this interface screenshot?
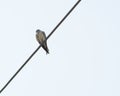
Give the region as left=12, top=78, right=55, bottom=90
left=36, top=29, right=42, bottom=33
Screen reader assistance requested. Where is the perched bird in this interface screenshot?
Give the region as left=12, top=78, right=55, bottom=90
left=36, top=29, right=49, bottom=54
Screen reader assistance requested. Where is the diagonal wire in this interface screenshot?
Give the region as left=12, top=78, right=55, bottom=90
left=0, top=0, right=81, bottom=94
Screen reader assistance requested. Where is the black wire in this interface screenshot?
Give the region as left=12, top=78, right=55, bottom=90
left=47, top=0, right=81, bottom=39
left=0, top=0, right=81, bottom=94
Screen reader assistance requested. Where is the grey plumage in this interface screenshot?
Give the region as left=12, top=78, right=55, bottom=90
left=36, top=29, right=49, bottom=54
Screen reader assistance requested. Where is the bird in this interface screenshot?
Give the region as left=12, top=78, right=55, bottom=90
left=36, top=29, right=49, bottom=54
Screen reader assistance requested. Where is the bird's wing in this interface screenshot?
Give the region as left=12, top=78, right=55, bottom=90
left=42, top=32, right=48, bottom=48
left=42, top=32, right=47, bottom=39
left=42, top=32, right=47, bottom=44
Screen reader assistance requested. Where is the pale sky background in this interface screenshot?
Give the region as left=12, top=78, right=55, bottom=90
left=0, top=0, right=120, bottom=96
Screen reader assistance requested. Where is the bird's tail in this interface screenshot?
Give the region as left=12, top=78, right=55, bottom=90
left=42, top=45, right=49, bottom=54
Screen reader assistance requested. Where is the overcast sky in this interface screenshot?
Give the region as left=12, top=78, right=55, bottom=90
left=0, top=0, right=120, bottom=96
